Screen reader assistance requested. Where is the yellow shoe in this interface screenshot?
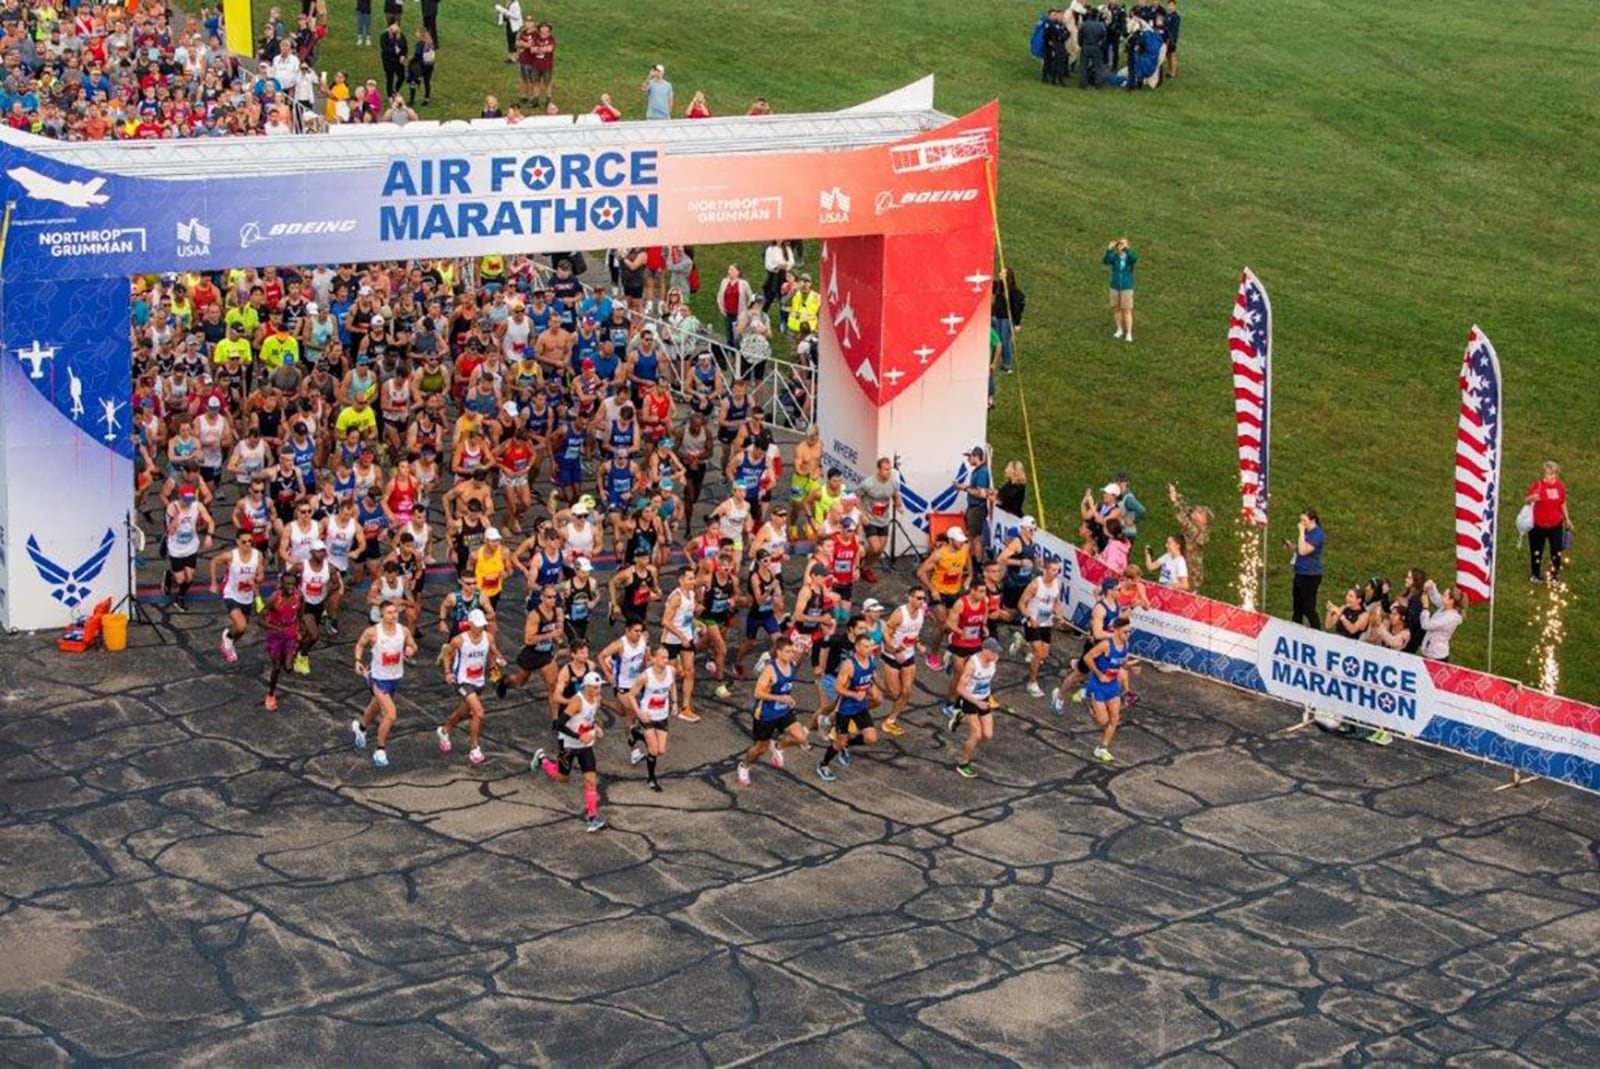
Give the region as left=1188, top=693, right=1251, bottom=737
left=881, top=720, right=905, bottom=737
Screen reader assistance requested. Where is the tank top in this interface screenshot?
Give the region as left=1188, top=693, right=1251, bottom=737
left=749, top=570, right=778, bottom=616
left=890, top=604, right=924, bottom=657
left=605, top=462, right=634, bottom=507
left=666, top=588, right=696, bottom=642
left=633, top=349, right=660, bottom=383
left=222, top=549, right=262, bottom=602
left=264, top=591, right=301, bottom=634
left=299, top=559, right=332, bottom=605
left=931, top=546, right=970, bottom=595
left=952, top=596, right=988, bottom=649
left=233, top=439, right=269, bottom=483
left=718, top=502, right=749, bottom=542
left=755, top=660, right=795, bottom=721
left=639, top=665, right=675, bottom=722
left=453, top=631, right=491, bottom=686
left=567, top=579, right=595, bottom=623
left=563, top=520, right=596, bottom=561
left=369, top=622, right=407, bottom=681
left=830, top=536, right=861, bottom=579
left=387, top=477, right=417, bottom=523
left=1026, top=576, right=1062, bottom=625
left=284, top=521, right=319, bottom=564
left=527, top=607, right=559, bottom=653
left=381, top=378, right=412, bottom=420
left=197, top=416, right=226, bottom=466
left=1093, top=636, right=1130, bottom=677
left=613, top=634, right=648, bottom=689
left=561, top=693, right=600, bottom=751
left=812, top=485, right=842, bottom=525
left=290, top=438, right=317, bottom=483
left=967, top=657, right=997, bottom=702
left=474, top=546, right=508, bottom=596
left=680, top=424, right=709, bottom=463
left=839, top=654, right=877, bottom=714
left=418, top=365, right=447, bottom=395
left=326, top=517, right=359, bottom=569
left=167, top=503, right=201, bottom=556
left=1005, top=539, right=1041, bottom=589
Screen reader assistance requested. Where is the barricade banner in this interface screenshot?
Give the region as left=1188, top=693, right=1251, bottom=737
left=986, top=509, right=1600, bottom=793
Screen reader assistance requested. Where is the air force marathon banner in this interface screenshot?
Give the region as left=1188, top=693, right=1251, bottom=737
left=986, top=510, right=1600, bottom=794
left=0, top=104, right=999, bottom=631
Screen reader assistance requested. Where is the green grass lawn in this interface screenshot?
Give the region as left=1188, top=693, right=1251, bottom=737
left=252, top=0, right=1600, bottom=698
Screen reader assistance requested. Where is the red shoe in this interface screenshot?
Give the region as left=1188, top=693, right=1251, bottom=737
left=862, top=568, right=878, bottom=584
left=264, top=693, right=278, bottom=712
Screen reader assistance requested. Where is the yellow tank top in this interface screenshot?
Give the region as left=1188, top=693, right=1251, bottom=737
left=474, top=546, right=508, bottom=595
left=812, top=486, right=843, bottom=525
left=931, top=546, right=970, bottom=594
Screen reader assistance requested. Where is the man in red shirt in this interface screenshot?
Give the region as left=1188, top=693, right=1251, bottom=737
left=1526, top=460, right=1573, bottom=583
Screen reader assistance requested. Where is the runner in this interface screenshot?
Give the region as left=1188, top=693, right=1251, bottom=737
left=952, top=638, right=1003, bottom=778
left=295, top=539, right=342, bottom=675
left=879, top=588, right=929, bottom=737
left=816, top=631, right=881, bottom=783
left=532, top=671, right=609, bottom=832
left=997, top=516, right=1043, bottom=653
left=856, top=456, right=902, bottom=583
left=1017, top=557, right=1067, bottom=697
left=942, top=583, right=991, bottom=727
left=211, top=530, right=263, bottom=664
left=917, top=527, right=972, bottom=669
left=161, top=485, right=214, bottom=610
left=436, top=609, right=507, bottom=766
left=351, top=600, right=418, bottom=769
left=599, top=619, right=650, bottom=760
left=497, top=586, right=564, bottom=715
left=1083, top=617, right=1134, bottom=763
left=564, top=557, right=599, bottom=644
left=659, top=569, right=702, bottom=723
left=260, top=569, right=302, bottom=711
left=469, top=527, right=512, bottom=609
left=627, top=647, right=677, bottom=791
left=696, top=554, right=738, bottom=698
left=731, top=549, right=784, bottom=679
left=1053, top=576, right=1122, bottom=713
left=736, top=636, right=809, bottom=787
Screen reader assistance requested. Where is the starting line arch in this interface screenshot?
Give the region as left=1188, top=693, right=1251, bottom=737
left=0, top=78, right=998, bottom=631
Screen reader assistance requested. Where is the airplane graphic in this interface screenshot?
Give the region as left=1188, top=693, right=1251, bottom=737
left=833, top=298, right=861, bottom=348
left=7, top=167, right=109, bottom=207
left=882, top=368, right=906, bottom=384
left=964, top=271, right=993, bottom=293
left=67, top=365, right=84, bottom=420
left=855, top=359, right=878, bottom=386
left=940, top=313, right=965, bottom=335
left=100, top=397, right=124, bottom=441
left=913, top=345, right=936, bottom=365
left=14, top=341, right=56, bottom=379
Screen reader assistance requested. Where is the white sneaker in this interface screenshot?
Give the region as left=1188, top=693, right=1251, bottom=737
left=1114, top=328, right=1125, bottom=339
left=1026, top=681, right=1045, bottom=698
left=770, top=746, right=785, bottom=769
left=1093, top=746, right=1114, bottom=764
left=736, top=763, right=751, bottom=787
left=1008, top=632, right=1025, bottom=656
left=1125, top=334, right=1134, bottom=343
left=468, top=747, right=486, bottom=765
left=630, top=746, right=646, bottom=766
left=351, top=719, right=367, bottom=750
left=373, top=748, right=389, bottom=769
left=436, top=727, right=452, bottom=753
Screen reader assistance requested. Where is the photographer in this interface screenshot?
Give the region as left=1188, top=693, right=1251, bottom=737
left=1103, top=237, right=1137, bottom=342
left=1285, top=509, right=1325, bottom=628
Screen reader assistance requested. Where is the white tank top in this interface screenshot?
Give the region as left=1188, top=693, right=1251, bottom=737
left=967, top=657, right=997, bottom=702
left=562, top=693, right=600, bottom=751
left=1026, top=577, right=1062, bottom=625
left=369, top=623, right=408, bottom=681
left=299, top=559, right=332, bottom=605
left=285, top=520, right=319, bottom=564
left=375, top=575, right=407, bottom=605
left=667, top=589, right=696, bottom=640
left=615, top=634, right=648, bottom=689
left=325, top=517, right=359, bottom=569
left=752, top=523, right=788, bottom=563
left=453, top=630, right=490, bottom=686
left=890, top=603, right=924, bottom=655
left=233, top=439, right=268, bottom=483
left=719, top=502, right=749, bottom=541
left=222, top=548, right=261, bottom=602
left=197, top=415, right=226, bottom=465
left=167, top=503, right=201, bottom=556
left=564, top=520, right=596, bottom=560
left=639, top=665, right=676, bottom=721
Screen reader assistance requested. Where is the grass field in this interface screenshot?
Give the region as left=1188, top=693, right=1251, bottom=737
left=250, top=0, right=1600, bottom=698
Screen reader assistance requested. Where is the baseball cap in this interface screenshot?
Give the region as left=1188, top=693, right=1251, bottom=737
left=575, top=557, right=594, bottom=572
left=206, top=396, right=221, bottom=409
left=947, top=528, right=968, bottom=543
left=178, top=486, right=196, bottom=500
left=809, top=563, right=828, bottom=578
left=982, top=637, right=1003, bottom=653
left=359, top=285, right=373, bottom=296
left=371, top=314, right=385, bottom=326
left=581, top=671, right=604, bottom=688
left=578, top=494, right=597, bottom=510
left=841, top=516, right=857, bottom=529
left=306, top=302, right=320, bottom=314
left=862, top=598, right=884, bottom=612
left=503, top=400, right=519, bottom=417
left=467, top=608, right=488, bottom=627
left=485, top=527, right=502, bottom=541
left=968, top=446, right=986, bottom=458
left=581, top=358, right=596, bottom=370
left=1020, top=516, right=1038, bottom=529
left=1102, top=482, right=1121, bottom=495
left=571, top=501, right=591, bottom=516
left=1100, top=576, right=1119, bottom=592
left=310, top=538, right=326, bottom=551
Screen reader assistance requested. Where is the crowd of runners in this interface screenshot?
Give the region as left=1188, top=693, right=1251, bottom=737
left=133, top=256, right=1141, bottom=833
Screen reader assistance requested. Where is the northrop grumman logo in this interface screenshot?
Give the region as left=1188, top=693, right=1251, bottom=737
left=818, top=187, right=851, bottom=224
left=176, top=218, right=211, bottom=258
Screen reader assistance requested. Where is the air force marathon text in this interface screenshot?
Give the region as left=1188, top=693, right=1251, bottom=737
left=378, top=151, right=661, bottom=242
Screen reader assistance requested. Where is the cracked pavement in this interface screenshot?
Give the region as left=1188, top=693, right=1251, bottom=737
left=2, top=566, right=1598, bottom=1065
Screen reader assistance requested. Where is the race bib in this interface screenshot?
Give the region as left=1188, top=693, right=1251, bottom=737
left=871, top=501, right=888, bottom=517
left=380, top=651, right=402, bottom=667
left=465, top=663, right=484, bottom=680
left=237, top=578, right=255, bottom=592
left=646, top=694, right=668, bottom=711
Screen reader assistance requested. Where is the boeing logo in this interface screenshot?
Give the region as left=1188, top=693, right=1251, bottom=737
left=240, top=218, right=358, bottom=249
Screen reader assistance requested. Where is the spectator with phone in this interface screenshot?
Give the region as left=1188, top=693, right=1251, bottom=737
left=1286, top=509, right=1325, bottom=628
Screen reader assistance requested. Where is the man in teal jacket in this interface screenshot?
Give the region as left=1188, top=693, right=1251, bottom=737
left=1104, top=238, right=1138, bottom=342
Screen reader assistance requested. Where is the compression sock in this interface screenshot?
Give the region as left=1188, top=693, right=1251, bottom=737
left=820, top=745, right=840, bottom=768
left=629, top=724, right=645, bottom=747
left=645, top=755, right=658, bottom=781
left=583, top=785, right=599, bottom=820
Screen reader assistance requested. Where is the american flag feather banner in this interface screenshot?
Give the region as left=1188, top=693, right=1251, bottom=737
left=1455, top=326, right=1502, bottom=604
left=1229, top=268, right=1272, bottom=526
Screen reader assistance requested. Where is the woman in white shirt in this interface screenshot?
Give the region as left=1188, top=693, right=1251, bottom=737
left=1143, top=534, right=1191, bottom=591
left=1419, top=580, right=1464, bottom=662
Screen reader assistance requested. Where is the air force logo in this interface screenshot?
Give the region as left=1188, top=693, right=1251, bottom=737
left=27, top=528, right=116, bottom=608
